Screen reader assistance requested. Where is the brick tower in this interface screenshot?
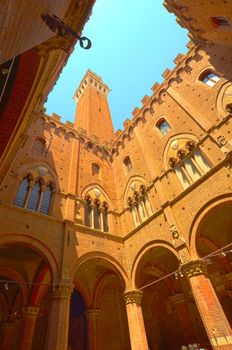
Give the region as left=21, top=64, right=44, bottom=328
left=73, top=69, right=115, bottom=144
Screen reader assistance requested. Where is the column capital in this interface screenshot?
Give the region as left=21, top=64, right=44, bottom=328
left=1, top=321, right=18, bottom=330
left=124, top=290, right=143, bottom=306
left=85, top=309, right=100, bottom=320
left=180, top=259, right=207, bottom=278
left=52, top=283, right=73, bottom=299
left=22, top=306, right=41, bottom=316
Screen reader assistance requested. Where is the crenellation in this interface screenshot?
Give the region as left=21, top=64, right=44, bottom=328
left=1, top=2, right=232, bottom=349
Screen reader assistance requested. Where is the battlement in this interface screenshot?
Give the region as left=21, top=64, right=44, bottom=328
left=73, top=69, right=110, bottom=103
left=111, top=42, right=201, bottom=153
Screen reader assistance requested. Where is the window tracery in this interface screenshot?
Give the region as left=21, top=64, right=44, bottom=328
left=14, top=167, right=54, bottom=215
left=168, top=139, right=211, bottom=189
left=84, top=188, right=109, bottom=232
left=127, top=183, right=153, bottom=227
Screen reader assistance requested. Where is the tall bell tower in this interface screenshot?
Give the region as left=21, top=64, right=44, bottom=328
left=73, top=70, right=115, bottom=144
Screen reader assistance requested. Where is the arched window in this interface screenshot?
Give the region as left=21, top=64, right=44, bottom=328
left=127, top=184, right=152, bottom=227
left=40, top=185, right=52, bottom=214
left=32, top=138, right=46, bottom=154
left=84, top=191, right=109, bottom=232
left=14, top=177, right=30, bottom=208
left=93, top=199, right=100, bottom=230
left=92, top=163, right=100, bottom=176
left=84, top=197, right=91, bottom=227
left=211, top=16, right=231, bottom=28
left=102, top=202, right=109, bottom=232
left=156, top=119, right=171, bottom=136
left=27, top=180, right=41, bottom=211
left=14, top=176, right=53, bottom=215
left=123, top=156, right=132, bottom=173
left=200, top=70, right=220, bottom=87
left=170, top=144, right=211, bottom=189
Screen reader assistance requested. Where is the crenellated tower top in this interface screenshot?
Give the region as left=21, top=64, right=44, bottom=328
left=73, top=70, right=114, bottom=144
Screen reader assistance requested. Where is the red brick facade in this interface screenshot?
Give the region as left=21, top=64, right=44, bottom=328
left=0, top=2, right=232, bottom=350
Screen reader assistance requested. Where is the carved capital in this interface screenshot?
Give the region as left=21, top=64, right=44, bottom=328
left=180, top=260, right=207, bottom=278
left=1, top=321, right=18, bottom=330
left=52, top=283, right=73, bottom=299
left=85, top=309, right=100, bottom=320
left=124, top=290, right=143, bottom=306
left=22, top=306, right=41, bottom=316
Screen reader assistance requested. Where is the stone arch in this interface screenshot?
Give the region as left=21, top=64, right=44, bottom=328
left=215, top=78, right=232, bottom=116
left=15, top=161, right=60, bottom=190
left=131, top=240, right=179, bottom=289
left=123, top=175, right=148, bottom=207
left=81, top=184, right=112, bottom=206
left=71, top=251, right=129, bottom=289
left=189, top=194, right=232, bottom=258
left=0, top=233, right=59, bottom=281
left=0, top=267, right=28, bottom=305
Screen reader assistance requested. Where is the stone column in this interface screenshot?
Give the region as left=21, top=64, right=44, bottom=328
left=0, top=321, right=18, bottom=350
left=180, top=260, right=232, bottom=350
left=85, top=309, right=100, bottom=350
left=18, top=306, right=41, bottom=350
left=46, top=283, right=73, bottom=350
left=124, top=290, right=149, bottom=350
left=170, top=293, right=196, bottom=344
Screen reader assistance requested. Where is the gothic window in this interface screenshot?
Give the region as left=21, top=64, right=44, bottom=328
left=32, top=138, right=46, bottom=154
left=92, top=163, right=100, bottom=176
left=93, top=200, right=100, bottom=230
left=156, top=119, right=171, bottom=136
left=84, top=197, right=91, bottom=227
left=128, top=184, right=152, bottom=227
left=170, top=142, right=211, bottom=189
left=40, top=185, right=52, bottom=214
left=14, top=177, right=30, bottom=208
left=14, top=176, right=53, bottom=215
left=84, top=191, right=109, bottom=232
left=200, top=70, right=220, bottom=87
left=27, top=180, right=41, bottom=211
left=123, top=156, right=132, bottom=173
left=102, top=202, right=109, bottom=232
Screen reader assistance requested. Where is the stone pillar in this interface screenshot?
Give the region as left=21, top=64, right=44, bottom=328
left=46, top=283, right=73, bottom=350
left=0, top=321, right=18, bottom=350
left=18, top=306, right=41, bottom=350
left=85, top=309, right=100, bottom=350
left=124, top=290, right=149, bottom=350
left=180, top=260, right=232, bottom=349
left=170, top=293, right=196, bottom=344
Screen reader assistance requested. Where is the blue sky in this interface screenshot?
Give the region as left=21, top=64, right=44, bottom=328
left=45, top=0, right=188, bottom=131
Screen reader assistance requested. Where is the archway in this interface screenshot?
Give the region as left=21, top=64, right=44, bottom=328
left=134, top=245, right=209, bottom=350
left=195, top=201, right=232, bottom=327
left=70, top=256, right=130, bottom=350
left=0, top=243, right=53, bottom=350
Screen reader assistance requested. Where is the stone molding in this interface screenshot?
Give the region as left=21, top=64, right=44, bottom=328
left=124, top=290, right=143, bottom=306
left=52, top=283, right=73, bottom=299
left=85, top=309, right=100, bottom=320
left=180, top=260, right=207, bottom=278
left=169, top=293, right=185, bottom=305
left=22, top=306, right=41, bottom=316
